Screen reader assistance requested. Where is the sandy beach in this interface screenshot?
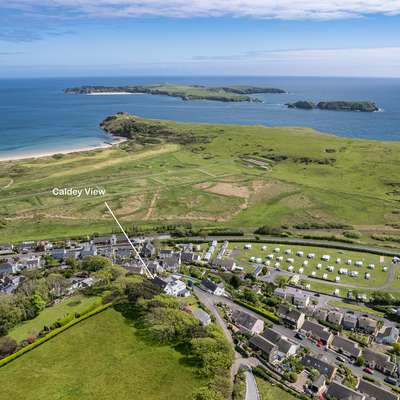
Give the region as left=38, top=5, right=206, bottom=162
left=0, top=137, right=127, bottom=162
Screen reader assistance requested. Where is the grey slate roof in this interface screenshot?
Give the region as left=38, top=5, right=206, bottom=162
left=358, top=379, right=398, bottom=400
left=327, top=381, right=365, bottom=400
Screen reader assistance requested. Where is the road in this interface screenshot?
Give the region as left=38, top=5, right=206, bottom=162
left=194, top=288, right=390, bottom=386
left=193, top=286, right=261, bottom=398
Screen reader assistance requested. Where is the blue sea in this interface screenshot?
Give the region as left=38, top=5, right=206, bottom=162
left=0, top=76, right=399, bottom=159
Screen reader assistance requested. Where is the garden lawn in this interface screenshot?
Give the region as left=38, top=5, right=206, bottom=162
left=327, top=300, right=385, bottom=317
left=9, top=294, right=102, bottom=342
left=256, top=377, right=297, bottom=400
left=0, top=307, right=206, bottom=400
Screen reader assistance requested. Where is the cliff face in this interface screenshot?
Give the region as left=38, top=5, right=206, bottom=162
left=286, top=100, right=379, bottom=112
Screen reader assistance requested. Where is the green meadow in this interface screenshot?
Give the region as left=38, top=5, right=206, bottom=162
left=0, top=307, right=206, bottom=400
left=1, top=114, right=400, bottom=242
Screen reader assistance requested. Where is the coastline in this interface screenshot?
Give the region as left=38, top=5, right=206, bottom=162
left=0, top=137, right=127, bottom=162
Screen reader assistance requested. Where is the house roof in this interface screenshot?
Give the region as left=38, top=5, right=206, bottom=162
left=377, top=327, right=399, bottom=340
left=358, top=380, right=398, bottom=400
left=192, top=309, right=211, bottom=325
left=232, top=309, right=261, bottom=331
left=358, top=316, right=378, bottom=329
left=301, top=355, right=336, bottom=379
left=312, top=375, right=326, bottom=390
left=331, top=335, right=361, bottom=358
left=302, top=320, right=332, bottom=342
left=250, top=335, right=277, bottom=355
left=363, top=349, right=396, bottom=373
left=327, top=381, right=364, bottom=400
left=277, top=304, right=304, bottom=323
left=201, top=279, right=223, bottom=292
left=262, top=328, right=282, bottom=345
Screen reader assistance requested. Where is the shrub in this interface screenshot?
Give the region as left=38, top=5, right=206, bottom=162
left=0, top=337, right=17, bottom=358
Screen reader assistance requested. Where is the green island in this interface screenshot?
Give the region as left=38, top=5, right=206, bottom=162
left=64, top=84, right=286, bottom=102
left=286, top=100, right=379, bottom=112
left=0, top=113, right=400, bottom=244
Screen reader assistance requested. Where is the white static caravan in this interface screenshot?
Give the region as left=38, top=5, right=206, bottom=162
left=322, top=255, right=330, bottom=261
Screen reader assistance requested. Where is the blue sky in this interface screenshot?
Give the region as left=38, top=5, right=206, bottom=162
left=1, top=1, right=400, bottom=77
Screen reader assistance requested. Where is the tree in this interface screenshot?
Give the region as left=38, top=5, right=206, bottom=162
left=31, top=291, right=46, bottom=315
left=125, top=280, right=162, bottom=303
left=392, top=343, right=400, bottom=355
left=65, top=256, right=79, bottom=268
left=46, top=273, right=68, bottom=300
left=355, top=356, right=365, bottom=366
left=82, top=256, right=112, bottom=272
left=0, top=336, right=17, bottom=357
left=274, top=275, right=288, bottom=288
left=229, top=275, right=241, bottom=289
left=243, top=288, right=258, bottom=304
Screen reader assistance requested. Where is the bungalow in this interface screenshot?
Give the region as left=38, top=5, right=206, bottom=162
left=376, top=327, right=400, bottom=345
left=262, top=328, right=299, bottom=358
left=213, top=257, right=237, bottom=271
left=342, top=313, right=358, bottom=331
left=330, top=335, right=362, bottom=359
left=358, top=317, right=378, bottom=335
left=249, top=335, right=279, bottom=363
left=301, top=355, right=337, bottom=380
left=301, top=320, right=334, bottom=345
left=192, top=308, right=211, bottom=326
left=231, top=309, right=264, bottom=335
left=200, top=279, right=225, bottom=296
left=363, top=349, right=397, bottom=375
left=326, top=382, right=365, bottom=400
left=277, top=304, right=305, bottom=330
left=327, top=311, right=344, bottom=326
left=357, top=379, right=399, bottom=400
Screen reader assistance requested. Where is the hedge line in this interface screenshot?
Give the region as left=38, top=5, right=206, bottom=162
left=0, top=302, right=113, bottom=368
left=234, top=299, right=279, bottom=323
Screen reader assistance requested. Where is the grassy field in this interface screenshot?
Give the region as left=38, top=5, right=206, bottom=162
left=256, top=377, right=297, bottom=400
left=9, top=294, right=101, bottom=342
left=1, top=114, right=400, bottom=242
left=227, top=242, right=391, bottom=288
left=0, top=306, right=206, bottom=400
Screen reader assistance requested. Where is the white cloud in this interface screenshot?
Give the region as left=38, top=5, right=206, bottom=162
left=5, top=0, right=400, bottom=20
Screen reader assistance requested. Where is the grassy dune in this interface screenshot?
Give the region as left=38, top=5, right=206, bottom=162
left=0, top=307, right=206, bottom=400
left=0, top=115, right=399, bottom=241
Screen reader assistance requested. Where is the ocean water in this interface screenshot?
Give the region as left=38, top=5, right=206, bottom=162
left=0, top=76, right=399, bottom=159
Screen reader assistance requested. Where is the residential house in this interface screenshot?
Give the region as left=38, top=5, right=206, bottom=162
left=17, top=253, right=42, bottom=270
left=159, top=249, right=175, bottom=259
left=0, top=244, right=14, bottom=255
left=92, top=234, right=117, bottom=246
left=342, top=313, right=358, bottom=331
left=326, top=382, right=365, bottom=400
left=80, top=243, right=98, bottom=258
left=249, top=335, right=279, bottom=363
left=97, top=246, right=114, bottom=258
left=50, top=248, right=67, bottom=261
left=309, top=375, right=326, bottom=397
left=147, top=261, right=164, bottom=276
left=301, top=355, right=337, bottom=380
left=274, top=287, right=310, bottom=308
left=162, top=254, right=181, bottom=272
left=67, top=277, right=95, bottom=294
left=314, top=308, right=328, bottom=322
left=327, top=311, right=344, bottom=326
left=0, top=260, right=19, bottom=274
left=123, top=263, right=146, bottom=275
left=358, top=317, right=379, bottom=335
left=262, top=328, right=299, bottom=358
left=357, top=379, right=399, bottom=400
left=212, top=257, right=237, bottom=271
left=363, top=349, right=397, bottom=375
left=376, top=327, right=400, bottom=345
left=330, top=335, right=362, bottom=359
left=20, top=241, right=36, bottom=252
left=277, top=304, right=305, bottom=330
left=301, top=320, right=334, bottom=345
left=231, top=309, right=264, bottom=335
left=140, top=241, right=156, bottom=258
left=153, top=276, right=188, bottom=297
left=200, top=279, right=225, bottom=296
left=192, top=309, right=211, bottom=326
left=0, top=274, right=22, bottom=294
left=115, top=248, right=132, bottom=260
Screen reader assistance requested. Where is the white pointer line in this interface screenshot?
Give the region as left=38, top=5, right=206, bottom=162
left=104, top=201, right=154, bottom=279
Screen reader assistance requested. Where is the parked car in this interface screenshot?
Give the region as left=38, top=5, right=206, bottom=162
left=295, top=332, right=306, bottom=340
left=336, top=356, right=346, bottom=363
left=385, top=377, right=397, bottom=385
left=363, top=368, right=374, bottom=375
